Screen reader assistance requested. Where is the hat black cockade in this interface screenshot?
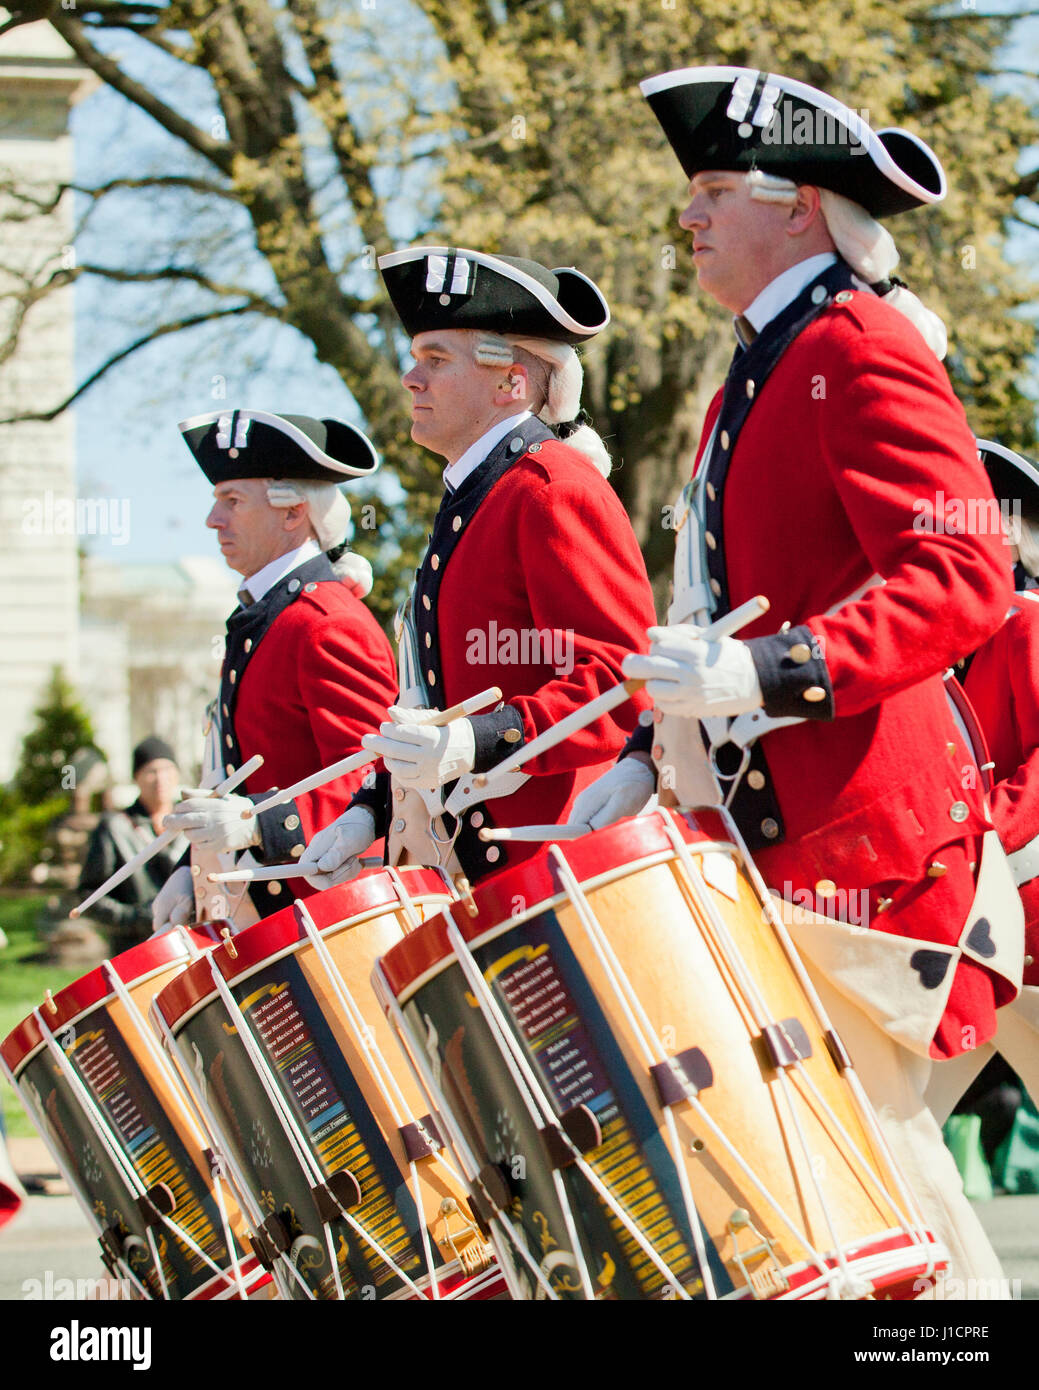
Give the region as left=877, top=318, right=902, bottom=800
left=977, top=439, right=1039, bottom=521
left=378, top=246, right=610, bottom=344
left=178, top=410, right=380, bottom=486
left=641, top=66, right=946, bottom=218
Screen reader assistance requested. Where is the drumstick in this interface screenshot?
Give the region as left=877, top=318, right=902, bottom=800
left=456, top=597, right=769, bottom=800
left=207, top=864, right=310, bottom=883
left=70, top=753, right=265, bottom=918
left=244, top=685, right=504, bottom=818
left=478, top=824, right=590, bottom=842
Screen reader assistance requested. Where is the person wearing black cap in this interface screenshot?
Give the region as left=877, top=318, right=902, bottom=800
left=299, top=248, right=656, bottom=887
left=572, top=67, right=1021, bottom=1289
left=926, top=440, right=1039, bottom=1125
left=77, top=736, right=185, bottom=953
left=152, top=410, right=397, bottom=931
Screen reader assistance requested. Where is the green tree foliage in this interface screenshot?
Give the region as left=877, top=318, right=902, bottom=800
left=11, top=667, right=102, bottom=806
left=1, top=0, right=1037, bottom=613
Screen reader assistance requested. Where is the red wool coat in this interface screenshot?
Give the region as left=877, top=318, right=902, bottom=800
left=434, top=437, right=656, bottom=872
left=693, top=287, right=1013, bottom=1057
left=965, top=593, right=1039, bottom=987
left=232, top=578, right=397, bottom=872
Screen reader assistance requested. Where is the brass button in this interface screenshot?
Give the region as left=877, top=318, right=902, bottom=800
left=229, top=669, right=237, bottom=683
left=789, top=643, right=812, bottom=664
left=747, top=770, right=766, bottom=790
left=652, top=744, right=664, bottom=760
left=802, top=686, right=826, bottom=702
left=288, top=579, right=301, bottom=593
left=428, top=670, right=436, bottom=685
left=704, top=531, right=717, bottom=550
left=811, top=285, right=827, bottom=304
left=290, top=844, right=304, bottom=858
left=430, top=554, right=440, bottom=570
left=226, top=763, right=235, bottom=775
left=761, top=818, right=780, bottom=839
left=223, top=704, right=229, bottom=717
left=470, top=811, right=484, bottom=828
left=425, top=633, right=432, bottom=648
left=815, top=879, right=837, bottom=898
left=304, top=582, right=317, bottom=593
left=394, top=787, right=405, bottom=802
left=393, top=819, right=406, bottom=833
left=225, top=735, right=233, bottom=748
left=438, top=293, right=451, bottom=306
left=509, top=436, right=524, bottom=453
left=710, top=578, right=722, bottom=596
left=947, top=742, right=956, bottom=756
left=486, top=846, right=501, bottom=862
left=720, top=430, right=730, bottom=451
left=504, top=728, right=522, bottom=743
left=453, top=516, right=462, bottom=532
left=927, top=862, right=947, bottom=878
left=528, top=442, right=542, bottom=453
left=876, top=897, right=892, bottom=914
left=1025, top=955, right=1034, bottom=967
left=268, top=881, right=282, bottom=895
left=191, top=864, right=201, bottom=877
left=244, top=639, right=253, bottom=653
left=834, top=290, right=853, bottom=304
left=949, top=801, right=969, bottom=823
left=746, top=379, right=755, bottom=399
left=284, top=814, right=300, bottom=831
left=423, top=595, right=431, bottom=611
left=706, top=481, right=717, bottom=501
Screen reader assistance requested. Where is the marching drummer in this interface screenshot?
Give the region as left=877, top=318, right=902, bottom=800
left=926, top=440, right=1039, bottom=1123
left=572, top=66, right=1021, bottom=1286
left=152, top=410, right=397, bottom=931
left=300, top=249, right=656, bottom=887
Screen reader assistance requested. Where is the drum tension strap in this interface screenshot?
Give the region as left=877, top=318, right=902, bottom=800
left=651, top=1047, right=714, bottom=1109
left=135, top=1181, right=177, bottom=1228
left=823, top=1028, right=851, bottom=1072
left=467, top=1162, right=513, bottom=1235
left=759, top=1018, right=813, bottom=1070
left=539, top=1103, right=602, bottom=1170
left=99, top=1224, right=126, bottom=1262
left=312, top=1168, right=363, bottom=1223
left=399, top=1113, right=443, bottom=1163
left=250, top=1211, right=293, bottom=1270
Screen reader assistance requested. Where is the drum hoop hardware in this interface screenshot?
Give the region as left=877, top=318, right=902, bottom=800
left=206, top=949, right=430, bottom=1302
left=100, top=957, right=252, bottom=1300
left=312, top=1169, right=364, bottom=1222
left=453, top=876, right=479, bottom=917
left=649, top=1048, right=715, bottom=1109
left=445, top=916, right=691, bottom=1302
left=370, top=958, right=557, bottom=1301
left=726, top=1210, right=791, bottom=1299
left=538, top=1105, right=602, bottom=1169
left=716, top=807, right=937, bottom=1258
left=220, top=927, right=238, bottom=959
left=0, top=1049, right=153, bottom=1301
left=399, top=1114, right=443, bottom=1163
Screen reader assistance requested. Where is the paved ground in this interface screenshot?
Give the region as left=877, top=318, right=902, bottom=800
left=1, top=1135, right=1036, bottom=1302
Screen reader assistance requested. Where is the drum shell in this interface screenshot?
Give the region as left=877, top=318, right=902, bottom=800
left=1, top=930, right=265, bottom=1300
left=380, top=811, right=940, bottom=1301
left=156, top=869, right=502, bottom=1300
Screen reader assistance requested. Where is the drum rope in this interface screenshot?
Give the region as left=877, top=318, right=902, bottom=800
left=31, top=1004, right=174, bottom=1300
left=445, top=919, right=692, bottom=1301
left=101, top=959, right=250, bottom=1301
left=714, top=806, right=936, bottom=1248
left=1, top=1049, right=154, bottom=1301
left=370, top=963, right=545, bottom=1301
left=546, top=844, right=716, bottom=1299
left=207, top=951, right=431, bottom=1301
left=384, top=865, right=425, bottom=934
left=150, top=1003, right=309, bottom=1302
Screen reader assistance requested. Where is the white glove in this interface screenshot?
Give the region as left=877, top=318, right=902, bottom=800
left=299, top=806, right=377, bottom=889
left=568, top=758, right=656, bottom=831
left=163, top=792, right=261, bottom=854
left=362, top=709, right=476, bottom=789
left=151, top=865, right=195, bottom=935
left=622, top=625, right=763, bottom=719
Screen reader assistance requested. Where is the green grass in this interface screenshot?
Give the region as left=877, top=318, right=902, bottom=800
left=0, top=893, right=83, bottom=1139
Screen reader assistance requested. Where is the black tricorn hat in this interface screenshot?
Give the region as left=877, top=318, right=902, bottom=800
left=378, top=246, right=610, bottom=344
left=977, top=439, right=1039, bottom=520
left=178, top=410, right=380, bottom=485
left=640, top=66, right=946, bottom=218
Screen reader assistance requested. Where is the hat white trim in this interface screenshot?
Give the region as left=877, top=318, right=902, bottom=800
left=378, top=245, right=610, bottom=335
left=976, top=439, right=1039, bottom=494
left=177, top=408, right=379, bottom=476
left=640, top=66, right=946, bottom=207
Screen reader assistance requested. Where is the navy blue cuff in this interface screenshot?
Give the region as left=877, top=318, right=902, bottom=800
left=621, top=714, right=655, bottom=759
left=251, top=793, right=307, bottom=863
left=469, top=706, right=526, bottom=774
left=745, top=624, right=834, bottom=720
left=350, top=768, right=390, bottom=841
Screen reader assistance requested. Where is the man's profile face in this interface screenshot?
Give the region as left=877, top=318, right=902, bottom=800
left=679, top=170, right=797, bottom=314
left=206, top=477, right=297, bottom=577
left=402, top=330, right=510, bottom=465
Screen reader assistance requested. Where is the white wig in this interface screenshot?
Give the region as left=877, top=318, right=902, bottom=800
left=265, top=480, right=374, bottom=597
left=745, top=169, right=948, bottom=360
left=472, top=331, right=612, bottom=477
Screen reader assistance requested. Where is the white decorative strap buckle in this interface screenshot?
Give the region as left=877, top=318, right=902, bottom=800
left=215, top=413, right=233, bottom=449
left=726, top=72, right=757, bottom=123
left=753, top=79, right=781, bottom=128
left=233, top=415, right=251, bottom=449
left=425, top=253, right=473, bottom=297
